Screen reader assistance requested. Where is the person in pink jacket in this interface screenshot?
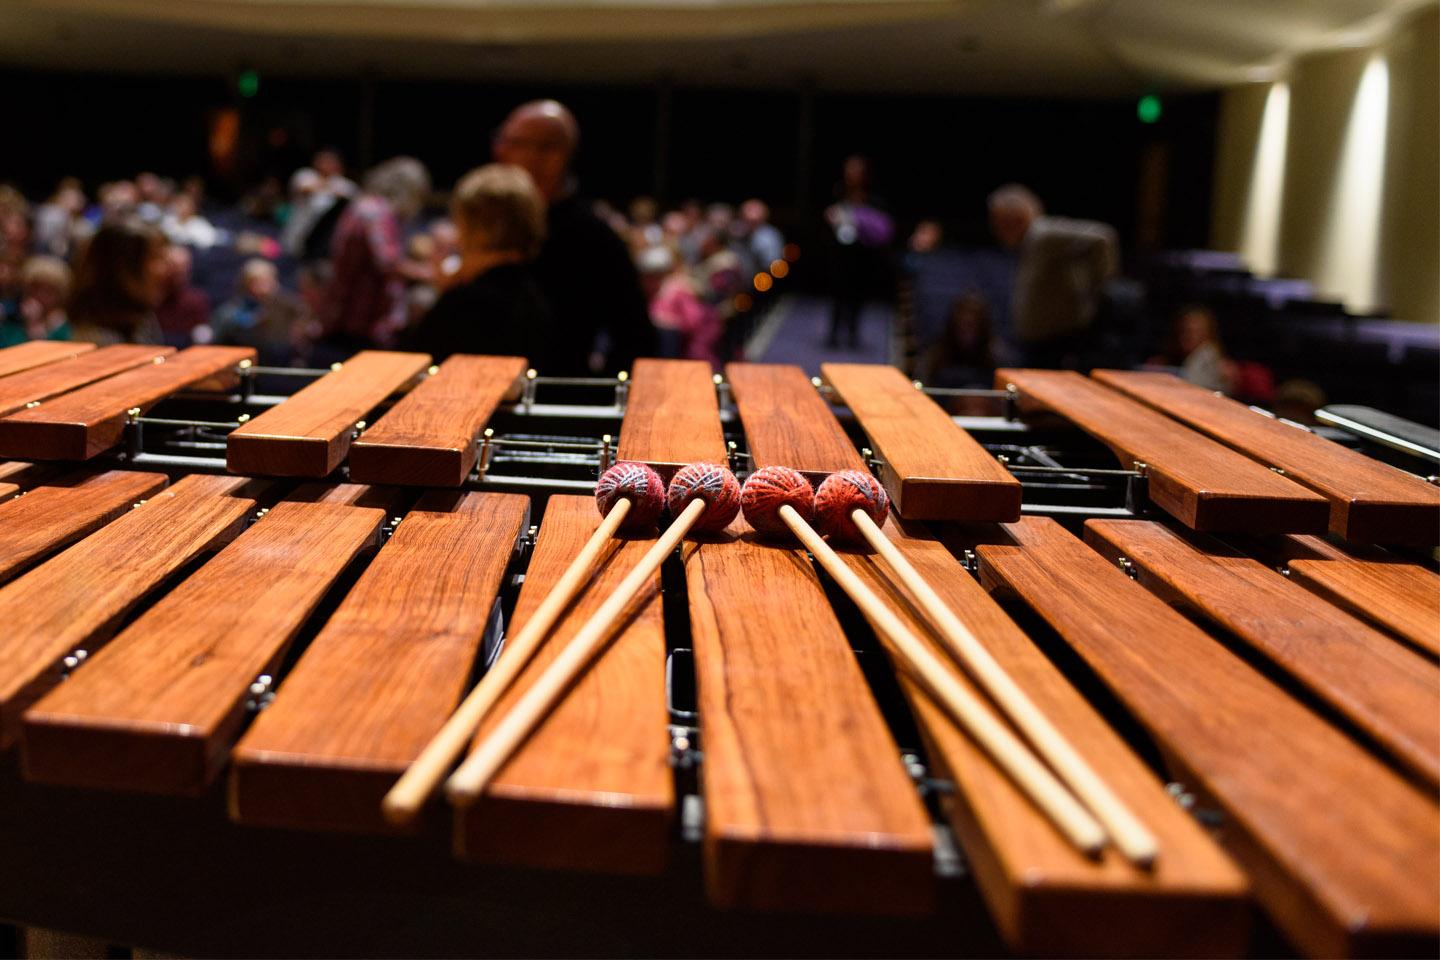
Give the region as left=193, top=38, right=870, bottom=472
left=638, top=244, right=723, bottom=369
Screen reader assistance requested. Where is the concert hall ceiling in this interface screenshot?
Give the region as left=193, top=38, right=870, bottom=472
left=1, top=0, right=1430, bottom=93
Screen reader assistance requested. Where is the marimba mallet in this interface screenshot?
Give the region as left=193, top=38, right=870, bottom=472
left=446, top=462, right=741, bottom=803
left=382, top=462, right=666, bottom=825
left=815, top=468, right=1159, bottom=867
left=741, top=465, right=1108, bottom=858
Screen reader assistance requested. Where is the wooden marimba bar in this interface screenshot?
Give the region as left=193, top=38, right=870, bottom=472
left=0, top=343, right=1433, bottom=957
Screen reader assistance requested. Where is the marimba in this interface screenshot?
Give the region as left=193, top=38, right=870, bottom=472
left=0, top=342, right=1435, bottom=958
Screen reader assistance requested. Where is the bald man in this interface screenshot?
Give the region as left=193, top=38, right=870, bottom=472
left=493, top=100, right=654, bottom=375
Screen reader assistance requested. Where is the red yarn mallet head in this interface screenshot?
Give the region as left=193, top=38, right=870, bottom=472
left=741, top=466, right=814, bottom=538
left=666, top=462, right=742, bottom=533
left=815, top=470, right=889, bottom=543
left=595, top=462, right=666, bottom=531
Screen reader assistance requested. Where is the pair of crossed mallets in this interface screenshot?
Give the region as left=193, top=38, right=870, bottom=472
left=384, top=461, right=1157, bottom=866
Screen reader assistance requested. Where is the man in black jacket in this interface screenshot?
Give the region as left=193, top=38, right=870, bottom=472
left=492, top=99, right=655, bottom=376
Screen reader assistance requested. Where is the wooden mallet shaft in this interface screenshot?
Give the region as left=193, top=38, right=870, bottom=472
left=778, top=503, right=1108, bottom=858
left=446, top=496, right=707, bottom=803
left=382, top=496, right=633, bottom=825
left=848, top=507, right=1159, bottom=867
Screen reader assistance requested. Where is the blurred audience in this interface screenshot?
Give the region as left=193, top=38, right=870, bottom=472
left=0, top=109, right=1398, bottom=427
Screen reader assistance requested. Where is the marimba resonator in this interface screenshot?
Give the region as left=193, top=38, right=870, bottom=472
left=0, top=343, right=1435, bottom=958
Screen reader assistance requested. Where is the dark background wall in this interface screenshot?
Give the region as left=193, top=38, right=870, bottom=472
left=1, top=68, right=1216, bottom=253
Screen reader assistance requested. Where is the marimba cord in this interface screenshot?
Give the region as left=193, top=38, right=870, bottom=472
left=381, top=496, right=635, bottom=825
left=775, top=502, right=1109, bottom=858
left=847, top=506, right=1160, bottom=868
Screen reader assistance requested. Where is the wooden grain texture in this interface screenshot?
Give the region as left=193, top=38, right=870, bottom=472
left=349, top=354, right=526, bottom=487
left=0, top=474, right=256, bottom=747
left=1094, top=369, right=1440, bottom=544
left=822, top=363, right=1022, bottom=521
left=22, top=498, right=386, bottom=795
left=1247, top=535, right=1440, bottom=659
left=836, top=518, right=1248, bottom=957
left=228, top=492, right=528, bottom=832
left=616, top=358, right=727, bottom=474
left=0, top=341, right=95, bottom=379
left=976, top=517, right=1440, bottom=959
left=285, top=482, right=404, bottom=515
left=1085, top=519, right=1440, bottom=789
left=997, top=368, right=1328, bottom=533
left=683, top=518, right=934, bottom=915
left=725, top=362, right=863, bottom=479
left=0, top=470, right=168, bottom=584
left=0, top=461, right=56, bottom=490
left=0, top=345, right=173, bottom=418
left=227, top=349, right=431, bottom=477
left=453, top=496, right=672, bottom=874
left=0, top=347, right=255, bottom=460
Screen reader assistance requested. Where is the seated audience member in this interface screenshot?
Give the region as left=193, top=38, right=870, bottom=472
left=1272, top=379, right=1327, bottom=425
left=8, top=256, right=74, bottom=345
left=915, top=293, right=998, bottom=393
left=280, top=168, right=326, bottom=257
left=738, top=199, right=784, bottom=275
left=628, top=197, right=663, bottom=252
left=162, top=193, right=222, bottom=249
left=68, top=218, right=168, bottom=344
left=406, top=164, right=553, bottom=364
left=97, top=180, right=140, bottom=222
left=990, top=183, right=1118, bottom=369
left=319, top=156, right=432, bottom=356
left=154, top=245, right=212, bottom=347
left=313, top=148, right=358, bottom=201
left=0, top=190, right=31, bottom=281
left=32, top=180, right=86, bottom=259
left=908, top=219, right=944, bottom=254
left=491, top=99, right=653, bottom=374
left=1148, top=304, right=1235, bottom=394
left=211, top=259, right=307, bottom=366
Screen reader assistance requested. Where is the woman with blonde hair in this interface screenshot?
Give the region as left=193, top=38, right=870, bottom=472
left=406, top=164, right=555, bottom=365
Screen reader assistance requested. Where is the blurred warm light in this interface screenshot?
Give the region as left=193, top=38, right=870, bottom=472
left=207, top=107, right=240, bottom=177
left=734, top=294, right=753, bottom=312
left=782, top=243, right=800, bottom=262
left=753, top=272, right=773, bottom=292
left=1320, top=54, right=1389, bottom=310
left=1240, top=81, right=1289, bottom=276
left=770, top=259, right=789, bottom=278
